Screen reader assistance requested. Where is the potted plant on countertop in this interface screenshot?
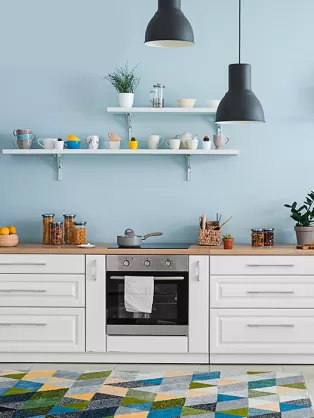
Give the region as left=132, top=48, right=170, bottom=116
left=105, top=63, right=140, bottom=108
left=222, top=234, right=234, bottom=250
left=284, top=191, right=314, bottom=245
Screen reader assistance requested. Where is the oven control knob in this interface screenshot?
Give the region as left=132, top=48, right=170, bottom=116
left=164, top=259, right=172, bottom=267
left=123, top=260, right=130, bottom=267
left=144, top=260, right=151, bottom=267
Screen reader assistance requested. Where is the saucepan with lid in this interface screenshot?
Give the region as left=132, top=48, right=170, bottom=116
left=117, top=229, right=163, bottom=248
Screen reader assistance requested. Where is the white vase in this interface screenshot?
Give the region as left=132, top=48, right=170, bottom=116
left=119, top=93, right=134, bottom=108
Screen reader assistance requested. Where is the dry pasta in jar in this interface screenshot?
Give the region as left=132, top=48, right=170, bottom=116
left=72, top=221, right=87, bottom=245
left=63, top=214, right=76, bottom=244
left=42, top=214, right=55, bottom=245
left=251, top=228, right=264, bottom=247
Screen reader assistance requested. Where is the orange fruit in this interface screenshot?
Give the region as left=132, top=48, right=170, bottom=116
left=0, top=227, right=10, bottom=235
left=8, top=226, right=16, bottom=234
left=67, top=134, right=80, bottom=141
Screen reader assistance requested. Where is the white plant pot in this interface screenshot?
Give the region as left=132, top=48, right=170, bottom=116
left=119, top=93, right=134, bottom=108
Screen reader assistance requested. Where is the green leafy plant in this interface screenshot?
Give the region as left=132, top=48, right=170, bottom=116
left=105, top=63, right=140, bottom=93
left=130, top=137, right=137, bottom=141
left=284, top=191, right=314, bottom=226
left=223, top=234, right=233, bottom=239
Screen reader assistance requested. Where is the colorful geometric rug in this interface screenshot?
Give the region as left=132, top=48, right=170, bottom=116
left=0, top=369, right=312, bottom=417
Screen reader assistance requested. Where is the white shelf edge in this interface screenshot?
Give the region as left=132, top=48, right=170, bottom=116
left=1, top=149, right=239, bottom=155
left=107, top=107, right=217, bottom=114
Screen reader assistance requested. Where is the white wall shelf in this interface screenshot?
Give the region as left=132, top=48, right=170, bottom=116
left=1, top=148, right=239, bottom=181
left=107, top=107, right=220, bottom=141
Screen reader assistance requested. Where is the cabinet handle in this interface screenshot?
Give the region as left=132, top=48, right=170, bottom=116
left=246, top=291, right=295, bottom=294
left=246, top=264, right=295, bottom=267
left=197, top=261, right=200, bottom=282
left=0, top=323, right=47, bottom=327
left=92, top=260, right=97, bottom=281
left=0, top=289, right=47, bottom=293
left=247, top=324, right=295, bottom=328
left=110, top=276, right=184, bottom=281
left=0, top=263, right=47, bottom=266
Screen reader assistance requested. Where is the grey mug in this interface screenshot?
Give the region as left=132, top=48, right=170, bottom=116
left=13, top=139, right=33, bottom=149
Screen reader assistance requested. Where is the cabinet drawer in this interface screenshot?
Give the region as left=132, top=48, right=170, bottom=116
left=0, top=255, right=85, bottom=274
left=107, top=336, right=188, bottom=353
left=211, top=276, right=314, bottom=308
left=211, top=309, right=314, bottom=354
left=211, top=256, right=314, bottom=275
left=0, top=308, right=85, bottom=352
left=0, top=275, right=85, bottom=307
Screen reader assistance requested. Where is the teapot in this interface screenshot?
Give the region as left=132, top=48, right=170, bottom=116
left=175, top=132, right=198, bottom=149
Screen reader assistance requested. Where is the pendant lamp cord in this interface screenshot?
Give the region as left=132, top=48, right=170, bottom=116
left=238, top=0, right=241, bottom=63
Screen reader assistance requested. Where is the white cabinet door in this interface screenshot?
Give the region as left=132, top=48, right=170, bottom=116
left=0, top=308, right=85, bottom=352
left=188, top=256, right=209, bottom=353
left=86, top=255, right=106, bottom=352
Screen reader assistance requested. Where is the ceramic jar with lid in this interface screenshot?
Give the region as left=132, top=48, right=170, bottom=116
left=72, top=221, right=87, bottom=245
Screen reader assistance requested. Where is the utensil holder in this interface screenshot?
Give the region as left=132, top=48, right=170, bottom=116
left=198, top=221, right=220, bottom=246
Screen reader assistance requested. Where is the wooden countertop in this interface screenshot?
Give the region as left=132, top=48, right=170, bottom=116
left=0, top=243, right=312, bottom=255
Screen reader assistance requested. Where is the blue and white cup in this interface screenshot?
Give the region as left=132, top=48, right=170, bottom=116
left=16, top=133, right=36, bottom=141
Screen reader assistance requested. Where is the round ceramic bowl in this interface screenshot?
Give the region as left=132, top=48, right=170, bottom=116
left=177, top=98, right=196, bottom=108
left=0, top=234, right=19, bottom=247
left=205, top=99, right=221, bottom=109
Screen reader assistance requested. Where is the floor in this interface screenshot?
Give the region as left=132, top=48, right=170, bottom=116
left=2, top=363, right=314, bottom=399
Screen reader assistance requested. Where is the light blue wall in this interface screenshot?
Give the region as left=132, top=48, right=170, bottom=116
left=1, top=0, right=313, bottom=244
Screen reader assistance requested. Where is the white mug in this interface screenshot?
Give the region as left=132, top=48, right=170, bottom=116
left=213, top=134, right=229, bottom=149
left=148, top=135, right=164, bottom=149
left=184, top=138, right=199, bottom=150
left=55, top=140, right=64, bottom=150
left=105, top=141, right=120, bottom=150
left=166, top=139, right=181, bottom=150
left=85, top=135, right=99, bottom=149
left=38, top=138, right=57, bottom=149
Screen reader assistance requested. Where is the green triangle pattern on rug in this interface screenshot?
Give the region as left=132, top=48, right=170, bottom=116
left=0, top=369, right=310, bottom=417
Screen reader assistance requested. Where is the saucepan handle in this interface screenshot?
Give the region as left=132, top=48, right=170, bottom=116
left=143, top=232, right=163, bottom=240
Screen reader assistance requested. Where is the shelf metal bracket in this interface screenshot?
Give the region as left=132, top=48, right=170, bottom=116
left=186, top=154, right=191, bottom=181
left=217, top=123, right=222, bottom=135
left=54, top=154, right=63, bottom=181
left=127, top=113, right=133, bottom=141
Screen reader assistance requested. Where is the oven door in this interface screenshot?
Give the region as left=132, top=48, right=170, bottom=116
left=106, top=271, right=188, bottom=336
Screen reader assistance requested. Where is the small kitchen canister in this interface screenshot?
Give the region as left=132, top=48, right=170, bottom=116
left=263, top=228, right=275, bottom=246
left=72, top=221, right=87, bottom=245
left=50, top=222, right=63, bottom=245
left=251, top=228, right=264, bottom=247
left=63, top=214, right=76, bottom=244
left=42, top=214, right=55, bottom=245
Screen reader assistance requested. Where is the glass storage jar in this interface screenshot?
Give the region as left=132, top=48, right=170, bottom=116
left=251, top=228, right=264, bottom=247
left=263, top=228, right=275, bottom=246
left=63, top=214, right=76, bottom=244
left=72, top=221, right=87, bottom=245
left=42, top=214, right=55, bottom=245
left=50, top=222, right=63, bottom=245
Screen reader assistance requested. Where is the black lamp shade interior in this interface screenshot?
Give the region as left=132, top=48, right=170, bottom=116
left=145, top=0, right=194, bottom=48
left=215, top=64, right=265, bottom=124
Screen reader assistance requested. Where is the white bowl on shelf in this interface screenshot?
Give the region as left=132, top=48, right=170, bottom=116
left=177, top=98, right=196, bottom=108
left=205, top=99, right=221, bottom=109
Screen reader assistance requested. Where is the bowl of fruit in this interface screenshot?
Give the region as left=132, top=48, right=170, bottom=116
left=0, top=226, right=18, bottom=247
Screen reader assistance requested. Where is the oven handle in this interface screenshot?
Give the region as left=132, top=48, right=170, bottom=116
left=109, top=276, right=185, bottom=281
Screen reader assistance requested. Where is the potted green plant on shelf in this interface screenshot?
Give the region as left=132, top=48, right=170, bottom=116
left=105, top=63, right=140, bottom=108
left=222, top=234, right=234, bottom=250
left=284, top=191, right=314, bottom=245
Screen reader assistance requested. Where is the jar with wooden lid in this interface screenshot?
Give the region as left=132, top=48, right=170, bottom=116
left=50, top=222, right=63, bottom=245
left=72, top=221, right=87, bottom=245
left=251, top=228, right=264, bottom=247
left=42, top=214, right=55, bottom=245
left=63, top=214, right=76, bottom=244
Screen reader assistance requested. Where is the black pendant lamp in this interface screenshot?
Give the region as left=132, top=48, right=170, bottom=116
left=216, top=0, right=265, bottom=124
left=145, top=0, right=194, bottom=48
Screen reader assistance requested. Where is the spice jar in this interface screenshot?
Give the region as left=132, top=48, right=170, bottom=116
left=50, top=222, right=63, bottom=245
left=251, top=229, right=264, bottom=247
left=72, top=221, right=87, bottom=245
left=42, top=214, right=55, bottom=245
left=63, top=214, right=76, bottom=244
left=263, top=228, right=275, bottom=246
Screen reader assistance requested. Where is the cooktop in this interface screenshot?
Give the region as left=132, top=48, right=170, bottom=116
left=108, top=243, right=191, bottom=249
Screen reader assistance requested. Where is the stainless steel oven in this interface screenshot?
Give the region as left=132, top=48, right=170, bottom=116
left=106, top=255, right=188, bottom=336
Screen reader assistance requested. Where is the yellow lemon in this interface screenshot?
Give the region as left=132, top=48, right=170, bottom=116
left=8, top=226, right=16, bottom=234
left=67, top=134, right=80, bottom=141
left=0, top=227, right=10, bottom=235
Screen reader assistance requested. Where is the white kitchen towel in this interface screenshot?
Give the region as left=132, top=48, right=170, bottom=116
left=124, top=276, right=154, bottom=313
